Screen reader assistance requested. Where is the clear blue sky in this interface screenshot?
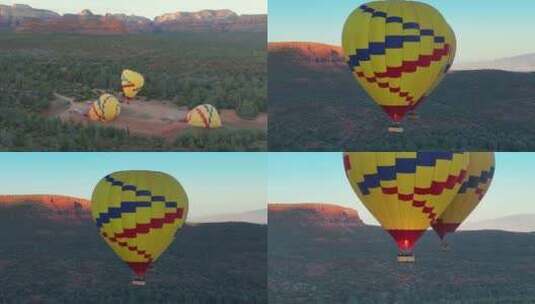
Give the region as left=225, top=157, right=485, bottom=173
left=268, top=153, right=533, bottom=225
left=0, top=153, right=267, bottom=218
left=269, top=0, right=535, bottom=62
left=1, top=0, right=266, bottom=18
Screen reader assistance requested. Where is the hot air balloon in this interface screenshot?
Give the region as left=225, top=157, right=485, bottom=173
left=432, top=152, right=495, bottom=248
left=91, top=171, right=188, bottom=285
left=121, top=69, right=145, bottom=102
left=88, top=94, right=121, bottom=122
left=186, top=104, right=222, bottom=129
left=343, top=152, right=469, bottom=262
left=342, top=1, right=456, bottom=132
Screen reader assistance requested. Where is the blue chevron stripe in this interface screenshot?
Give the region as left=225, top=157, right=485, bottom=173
left=348, top=5, right=446, bottom=70
left=458, top=167, right=495, bottom=194
left=95, top=201, right=151, bottom=227
left=94, top=175, right=179, bottom=227
left=356, top=152, right=459, bottom=195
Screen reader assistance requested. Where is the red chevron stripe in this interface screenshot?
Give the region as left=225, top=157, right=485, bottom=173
left=373, top=170, right=467, bottom=222
left=195, top=108, right=210, bottom=128
left=475, top=187, right=485, bottom=200
left=343, top=154, right=351, bottom=171
left=356, top=44, right=450, bottom=122
left=114, top=208, right=184, bottom=239
left=101, top=231, right=153, bottom=262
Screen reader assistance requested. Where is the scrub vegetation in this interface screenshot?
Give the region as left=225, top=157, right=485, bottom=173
left=268, top=49, right=535, bottom=151
left=0, top=203, right=267, bottom=303
left=0, top=31, right=267, bottom=151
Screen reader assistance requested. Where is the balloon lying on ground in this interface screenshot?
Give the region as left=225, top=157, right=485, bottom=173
left=121, top=69, right=145, bottom=100
left=343, top=152, right=469, bottom=262
left=88, top=94, right=121, bottom=122
left=432, top=152, right=495, bottom=242
left=342, top=1, right=456, bottom=127
left=91, top=171, right=188, bottom=285
left=186, top=104, right=222, bottom=129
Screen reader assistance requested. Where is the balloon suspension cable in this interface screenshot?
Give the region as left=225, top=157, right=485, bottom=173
left=388, top=122, right=404, bottom=134
left=131, top=276, right=146, bottom=286
left=441, top=240, right=449, bottom=251
left=407, top=111, right=419, bottom=120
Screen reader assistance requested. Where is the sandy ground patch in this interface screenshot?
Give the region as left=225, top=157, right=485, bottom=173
left=47, top=93, right=267, bottom=140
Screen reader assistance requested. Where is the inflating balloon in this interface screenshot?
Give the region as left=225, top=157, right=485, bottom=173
left=342, top=1, right=456, bottom=132
left=432, top=152, right=495, bottom=247
left=88, top=94, right=121, bottom=122
left=343, top=152, right=469, bottom=262
left=91, top=171, right=188, bottom=285
left=187, top=104, right=222, bottom=129
left=121, top=69, right=145, bottom=100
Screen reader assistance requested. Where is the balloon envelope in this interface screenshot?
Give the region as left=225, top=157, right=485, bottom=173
left=91, top=171, right=188, bottom=277
left=88, top=94, right=121, bottom=122
left=121, top=69, right=145, bottom=99
left=342, top=1, right=456, bottom=122
left=432, top=152, right=495, bottom=240
left=344, top=152, right=469, bottom=253
left=187, top=104, right=222, bottom=129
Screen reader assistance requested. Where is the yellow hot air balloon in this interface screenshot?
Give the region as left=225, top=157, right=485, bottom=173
left=186, top=104, right=222, bottom=129
left=121, top=69, right=145, bottom=101
left=342, top=1, right=456, bottom=132
left=88, top=94, right=121, bottom=122
left=432, top=152, right=495, bottom=246
left=343, top=152, right=469, bottom=262
left=91, top=171, right=188, bottom=285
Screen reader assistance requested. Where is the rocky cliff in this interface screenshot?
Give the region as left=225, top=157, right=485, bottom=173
left=0, top=4, right=59, bottom=28
left=1, top=4, right=266, bottom=34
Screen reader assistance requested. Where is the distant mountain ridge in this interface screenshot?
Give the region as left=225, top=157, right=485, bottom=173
left=453, top=53, right=535, bottom=72
left=0, top=4, right=266, bottom=34
left=462, top=214, right=535, bottom=233
left=192, top=209, right=267, bottom=224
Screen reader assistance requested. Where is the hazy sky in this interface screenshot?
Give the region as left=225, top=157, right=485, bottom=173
left=269, top=0, right=535, bottom=63
left=268, top=153, right=532, bottom=226
left=1, top=0, right=266, bottom=18
left=0, top=153, right=267, bottom=219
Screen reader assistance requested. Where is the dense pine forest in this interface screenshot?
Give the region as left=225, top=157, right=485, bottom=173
left=0, top=31, right=267, bottom=151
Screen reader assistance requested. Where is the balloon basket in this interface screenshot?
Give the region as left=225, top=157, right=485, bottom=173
left=132, top=278, right=146, bottom=286
left=397, top=254, right=415, bottom=263
left=388, top=126, right=404, bottom=133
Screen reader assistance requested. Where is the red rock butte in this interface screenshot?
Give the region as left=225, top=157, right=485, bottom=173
left=268, top=42, right=346, bottom=66
left=0, top=194, right=90, bottom=210
left=269, top=203, right=364, bottom=228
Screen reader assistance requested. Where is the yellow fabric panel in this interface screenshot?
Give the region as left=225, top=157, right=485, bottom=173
left=436, top=152, right=495, bottom=225
left=342, top=1, right=456, bottom=116
left=88, top=94, right=121, bottom=122
left=186, top=104, right=223, bottom=129
left=344, top=152, right=469, bottom=231
left=91, top=171, right=188, bottom=264
left=121, top=69, right=145, bottom=99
